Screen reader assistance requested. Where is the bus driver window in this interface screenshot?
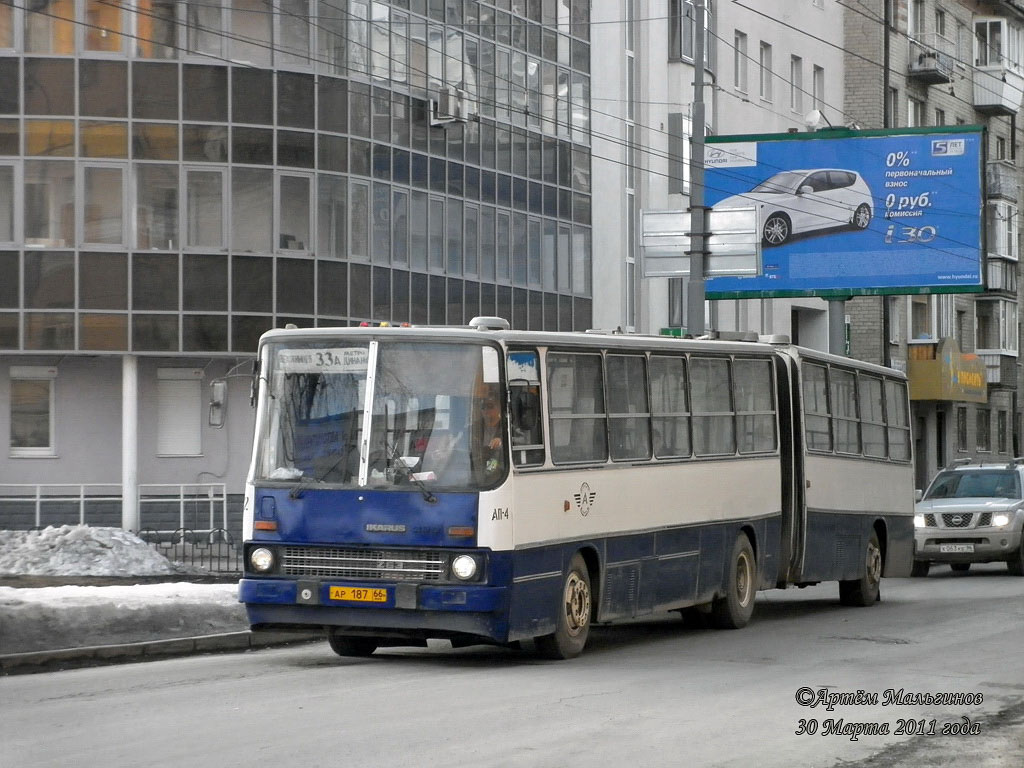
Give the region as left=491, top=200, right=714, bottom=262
left=508, top=350, right=545, bottom=466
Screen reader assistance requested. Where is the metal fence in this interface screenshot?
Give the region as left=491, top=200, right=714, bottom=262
left=0, top=483, right=243, bottom=574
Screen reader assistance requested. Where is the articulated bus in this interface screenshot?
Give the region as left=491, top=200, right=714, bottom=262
left=239, top=318, right=915, bottom=659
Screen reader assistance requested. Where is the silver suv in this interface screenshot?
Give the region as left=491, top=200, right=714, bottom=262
left=913, top=461, right=1024, bottom=577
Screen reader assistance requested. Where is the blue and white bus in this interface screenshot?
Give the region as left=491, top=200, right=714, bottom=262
left=239, top=318, right=915, bottom=659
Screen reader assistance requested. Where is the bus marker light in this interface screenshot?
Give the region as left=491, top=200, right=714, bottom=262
left=254, top=520, right=278, bottom=531
left=448, top=526, right=474, bottom=537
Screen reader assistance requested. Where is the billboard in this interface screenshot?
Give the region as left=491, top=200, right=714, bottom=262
left=703, top=126, right=985, bottom=299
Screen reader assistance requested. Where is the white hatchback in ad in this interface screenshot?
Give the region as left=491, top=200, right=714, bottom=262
left=712, top=168, right=874, bottom=246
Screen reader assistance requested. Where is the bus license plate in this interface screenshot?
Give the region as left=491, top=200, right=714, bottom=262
left=328, top=586, right=389, bottom=603
left=939, top=544, right=974, bottom=554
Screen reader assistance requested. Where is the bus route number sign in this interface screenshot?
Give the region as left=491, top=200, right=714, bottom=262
left=328, top=586, right=389, bottom=603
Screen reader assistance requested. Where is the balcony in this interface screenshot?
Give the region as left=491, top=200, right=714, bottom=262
left=973, top=66, right=1024, bottom=115
left=986, top=257, right=1018, bottom=295
left=986, top=159, right=1019, bottom=203
left=908, top=338, right=987, bottom=403
left=977, top=352, right=1017, bottom=385
left=908, top=34, right=955, bottom=84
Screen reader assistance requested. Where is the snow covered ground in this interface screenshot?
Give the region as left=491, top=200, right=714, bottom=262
left=0, top=525, right=246, bottom=655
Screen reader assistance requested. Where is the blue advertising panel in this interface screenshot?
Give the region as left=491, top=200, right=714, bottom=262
left=703, top=126, right=984, bottom=299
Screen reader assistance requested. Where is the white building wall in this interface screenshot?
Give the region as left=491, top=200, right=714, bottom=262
left=2, top=356, right=254, bottom=493
left=590, top=0, right=847, bottom=346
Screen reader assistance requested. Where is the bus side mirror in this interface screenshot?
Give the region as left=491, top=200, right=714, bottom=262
left=209, top=379, right=228, bottom=428
left=249, top=359, right=260, bottom=407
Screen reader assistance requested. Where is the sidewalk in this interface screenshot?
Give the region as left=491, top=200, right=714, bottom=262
left=0, top=577, right=321, bottom=674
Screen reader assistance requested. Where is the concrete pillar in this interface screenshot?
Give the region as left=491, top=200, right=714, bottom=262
left=122, top=354, right=139, bottom=531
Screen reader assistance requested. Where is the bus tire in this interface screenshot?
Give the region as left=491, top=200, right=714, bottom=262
left=910, top=560, right=930, bottom=578
left=710, top=534, right=756, bottom=630
left=536, top=552, right=592, bottom=660
left=839, top=529, right=882, bottom=606
left=327, top=630, right=378, bottom=657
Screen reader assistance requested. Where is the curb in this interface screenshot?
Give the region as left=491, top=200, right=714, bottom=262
left=0, top=630, right=323, bottom=674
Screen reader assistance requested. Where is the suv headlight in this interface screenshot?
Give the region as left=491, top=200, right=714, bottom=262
left=914, top=514, right=926, bottom=528
left=993, top=513, right=1011, bottom=528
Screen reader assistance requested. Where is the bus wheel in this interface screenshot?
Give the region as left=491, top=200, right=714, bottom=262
left=327, top=630, right=378, bottom=657
left=536, top=552, right=592, bottom=659
left=710, top=534, right=756, bottom=629
left=839, top=530, right=882, bottom=606
left=910, top=560, right=930, bottom=578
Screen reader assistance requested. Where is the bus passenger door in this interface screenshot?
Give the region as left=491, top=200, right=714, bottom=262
left=774, top=353, right=805, bottom=584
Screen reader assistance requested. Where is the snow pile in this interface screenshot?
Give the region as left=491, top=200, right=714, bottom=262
left=0, top=525, right=187, bottom=576
left=0, top=582, right=247, bottom=654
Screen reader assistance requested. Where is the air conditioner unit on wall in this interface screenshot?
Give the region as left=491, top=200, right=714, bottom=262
left=430, top=85, right=469, bottom=126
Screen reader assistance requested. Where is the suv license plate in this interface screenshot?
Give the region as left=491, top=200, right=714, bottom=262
left=939, top=544, right=974, bottom=554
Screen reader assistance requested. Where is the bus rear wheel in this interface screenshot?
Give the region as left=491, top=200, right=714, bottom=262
left=839, top=530, right=882, bottom=606
left=710, top=534, right=756, bottom=629
left=536, top=552, right=592, bottom=659
left=327, top=629, right=378, bottom=657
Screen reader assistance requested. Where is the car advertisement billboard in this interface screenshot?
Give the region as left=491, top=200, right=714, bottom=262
left=703, top=126, right=985, bottom=299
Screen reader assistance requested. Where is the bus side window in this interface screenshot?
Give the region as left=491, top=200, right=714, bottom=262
left=508, top=350, right=545, bottom=466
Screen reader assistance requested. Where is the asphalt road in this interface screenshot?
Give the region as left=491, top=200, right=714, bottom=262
left=6, top=564, right=1023, bottom=768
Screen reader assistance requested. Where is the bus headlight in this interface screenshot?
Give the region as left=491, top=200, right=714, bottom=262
left=451, top=555, right=479, bottom=581
left=250, top=547, right=275, bottom=573
left=993, top=514, right=1010, bottom=528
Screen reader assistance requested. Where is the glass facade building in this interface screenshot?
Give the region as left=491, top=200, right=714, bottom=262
left=0, top=0, right=594, bottom=354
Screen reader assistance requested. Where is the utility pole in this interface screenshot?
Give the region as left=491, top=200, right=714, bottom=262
left=881, top=0, right=892, bottom=366
left=686, top=0, right=707, bottom=336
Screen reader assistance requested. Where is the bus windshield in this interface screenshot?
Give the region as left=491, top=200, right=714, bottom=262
left=256, top=340, right=507, bottom=491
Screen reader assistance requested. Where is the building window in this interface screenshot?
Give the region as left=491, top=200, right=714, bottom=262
left=935, top=9, right=946, bottom=39
left=908, top=96, right=925, bottom=127
left=759, top=41, right=773, bottom=101
left=9, top=366, right=57, bottom=457
left=909, top=295, right=934, bottom=340
left=996, top=135, right=1007, bottom=160
left=886, top=87, right=899, bottom=124
left=998, top=410, right=1009, bottom=453
left=976, top=299, right=1018, bottom=353
left=812, top=65, right=824, bottom=110
left=934, top=107, right=946, bottom=125
left=909, top=0, right=924, bottom=37
left=790, top=55, right=803, bottom=112
left=0, top=164, right=13, bottom=243
left=668, top=113, right=690, bottom=194
left=977, top=408, right=991, bottom=452
left=988, top=200, right=1018, bottom=260
left=734, top=31, right=748, bottom=92
left=975, top=18, right=1024, bottom=73
left=887, top=295, right=902, bottom=344
left=956, top=406, right=967, bottom=451
left=157, top=368, right=202, bottom=456
left=669, top=0, right=713, bottom=66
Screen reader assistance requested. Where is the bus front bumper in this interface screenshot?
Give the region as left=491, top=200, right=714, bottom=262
left=239, top=578, right=510, bottom=644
